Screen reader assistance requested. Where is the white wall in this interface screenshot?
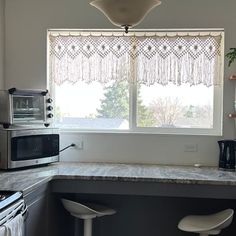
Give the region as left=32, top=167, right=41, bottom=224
left=4, top=0, right=236, bottom=166
left=0, top=0, right=4, bottom=89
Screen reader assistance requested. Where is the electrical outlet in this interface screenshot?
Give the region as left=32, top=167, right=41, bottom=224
left=75, top=141, right=84, bottom=150
left=184, top=144, right=198, bottom=152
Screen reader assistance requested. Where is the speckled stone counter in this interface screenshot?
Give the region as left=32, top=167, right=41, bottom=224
left=0, top=162, right=236, bottom=196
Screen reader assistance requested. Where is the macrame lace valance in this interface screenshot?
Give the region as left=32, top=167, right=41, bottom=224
left=49, top=31, right=223, bottom=87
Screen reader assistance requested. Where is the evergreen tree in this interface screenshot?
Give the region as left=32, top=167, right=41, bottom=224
left=97, top=81, right=129, bottom=119
left=97, top=81, right=156, bottom=127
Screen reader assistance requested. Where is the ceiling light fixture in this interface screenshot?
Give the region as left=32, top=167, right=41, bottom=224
left=90, top=0, right=162, bottom=33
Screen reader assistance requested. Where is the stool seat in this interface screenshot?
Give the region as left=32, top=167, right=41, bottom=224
left=178, top=209, right=234, bottom=235
left=61, top=198, right=116, bottom=219
left=61, top=198, right=116, bottom=236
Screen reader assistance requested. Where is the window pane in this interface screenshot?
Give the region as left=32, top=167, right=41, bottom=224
left=54, top=81, right=129, bottom=130
left=137, top=83, right=214, bottom=129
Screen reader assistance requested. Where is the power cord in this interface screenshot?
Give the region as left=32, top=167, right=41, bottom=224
left=60, top=143, right=76, bottom=153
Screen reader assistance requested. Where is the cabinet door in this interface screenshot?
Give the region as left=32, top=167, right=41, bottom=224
left=24, top=184, right=49, bottom=236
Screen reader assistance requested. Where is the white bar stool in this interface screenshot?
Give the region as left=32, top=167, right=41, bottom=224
left=178, top=209, right=234, bottom=236
left=61, top=198, right=116, bottom=236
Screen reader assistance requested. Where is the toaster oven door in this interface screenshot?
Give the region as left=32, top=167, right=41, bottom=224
left=12, top=94, right=46, bottom=123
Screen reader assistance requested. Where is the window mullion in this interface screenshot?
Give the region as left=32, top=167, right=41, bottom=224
left=130, top=79, right=137, bottom=131
left=129, top=67, right=137, bottom=131
left=129, top=37, right=137, bottom=131
left=129, top=37, right=138, bottom=131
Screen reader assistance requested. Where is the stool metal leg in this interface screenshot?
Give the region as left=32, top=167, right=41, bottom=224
left=84, top=219, right=93, bottom=236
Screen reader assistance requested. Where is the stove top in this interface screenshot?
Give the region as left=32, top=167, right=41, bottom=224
left=0, top=191, right=22, bottom=211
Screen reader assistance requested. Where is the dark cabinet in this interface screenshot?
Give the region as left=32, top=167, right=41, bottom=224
left=23, top=182, right=69, bottom=236
left=24, top=184, right=49, bottom=236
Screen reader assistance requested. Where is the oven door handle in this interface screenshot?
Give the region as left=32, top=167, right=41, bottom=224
left=21, top=203, right=28, bottom=221
left=0, top=200, right=25, bottom=226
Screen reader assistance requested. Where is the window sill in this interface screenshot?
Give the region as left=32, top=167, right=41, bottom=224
left=58, top=128, right=222, bottom=136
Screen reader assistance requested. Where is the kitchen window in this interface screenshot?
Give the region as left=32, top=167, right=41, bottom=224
left=48, top=29, right=224, bottom=135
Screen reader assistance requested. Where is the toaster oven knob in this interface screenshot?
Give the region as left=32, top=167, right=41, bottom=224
left=47, top=98, right=53, bottom=103
left=47, top=106, right=53, bottom=111
left=47, top=113, right=53, bottom=118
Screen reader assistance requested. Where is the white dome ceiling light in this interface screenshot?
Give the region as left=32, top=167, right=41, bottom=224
left=90, top=0, right=162, bottom=33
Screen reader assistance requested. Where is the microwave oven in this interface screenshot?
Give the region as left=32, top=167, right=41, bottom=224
left=0, top=128, right=59, bottom=169
left=0, top=88, right=54, bottom=129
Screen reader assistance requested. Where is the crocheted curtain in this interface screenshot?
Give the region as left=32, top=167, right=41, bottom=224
left=49, top=31, right=223, bottom=87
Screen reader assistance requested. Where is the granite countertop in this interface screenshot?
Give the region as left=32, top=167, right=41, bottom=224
left=0, top=162, right=236, bottom=195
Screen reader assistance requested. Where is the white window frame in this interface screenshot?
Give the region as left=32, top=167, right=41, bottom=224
left=47, top=29, right=224, bottom=136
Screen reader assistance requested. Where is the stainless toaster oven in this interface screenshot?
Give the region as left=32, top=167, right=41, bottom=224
left=0, top=88, right=54, bottom=128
